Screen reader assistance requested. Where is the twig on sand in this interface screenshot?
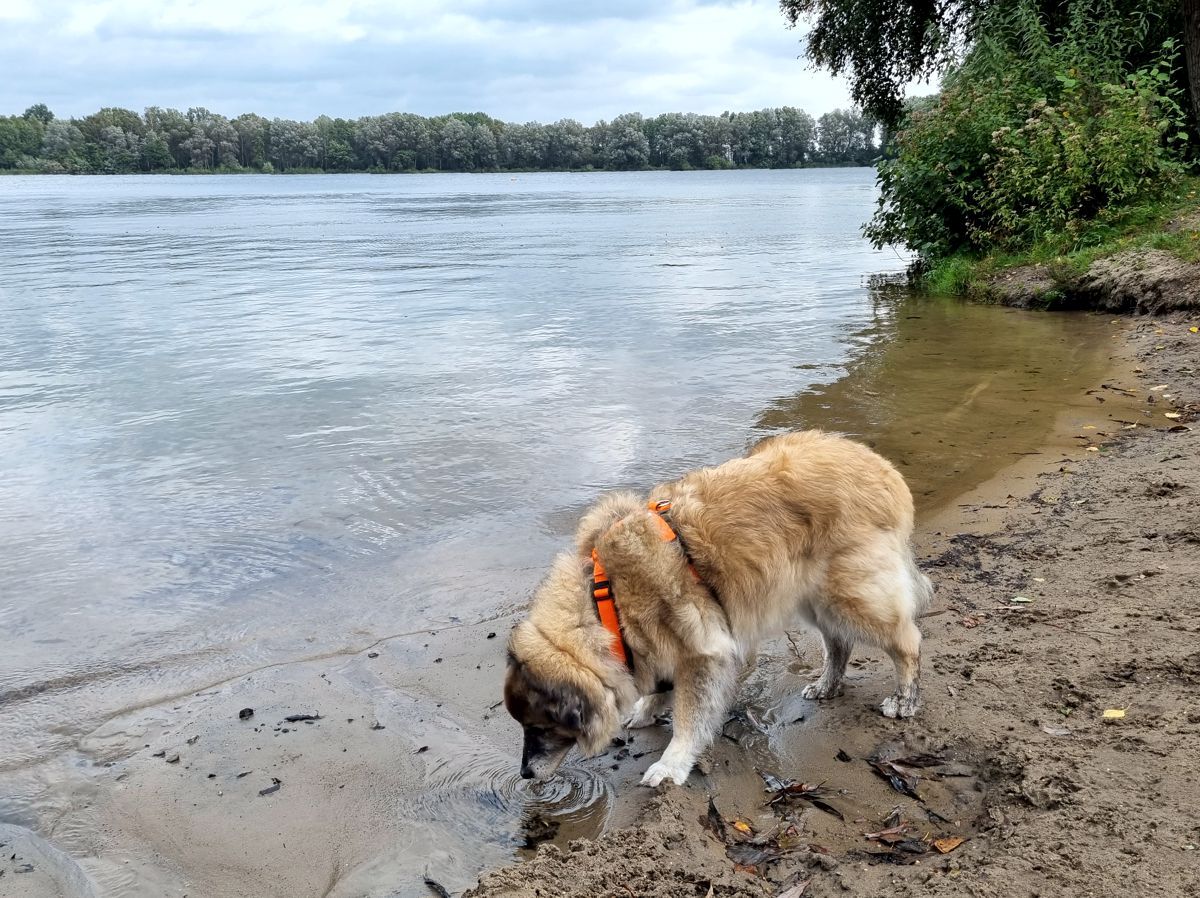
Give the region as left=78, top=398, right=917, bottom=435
left=785, top=631, right=804, bottom=660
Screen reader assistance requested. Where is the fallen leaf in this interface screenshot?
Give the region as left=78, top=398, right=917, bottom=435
left=758, top=770, right=844, bottom=819
left=731, top=820, right=754, bottom=836
left=1168, top=425, right=1191, bottom=433
left=1041, top=725, right=1072, bottom=737
left=1085, top=446, right=1100, bottom=452
left=1082, top=424, right=1096, bottom=429
left=1190, top=327, right=1198, bottom=334
left=1010, top=595, right=1034, bottom=604
left=701, top=796, right=728, bottom=842
left=423, top=875, right=452, bottom=898
left=867, top=758, right=923, bottom=800
left=932, top=836, right=966, bottom=854
left=961, top=617, right=979, bottom=629
left=1102, top=708, right=1126, bottom=720
left=1164, top=412, right=1182, bottom=420
left=776, top=878, right=812, bottom=897
left=864, top=823, right=916, bottom=844
left=835, top=749, right=852, bottom=763
left=1151, top=385, right=1170, bottom=392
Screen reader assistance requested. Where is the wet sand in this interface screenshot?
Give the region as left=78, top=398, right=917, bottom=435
left=466, top=313, right=1200, bottom=897
left=5, top=303, right=1187, bottom=898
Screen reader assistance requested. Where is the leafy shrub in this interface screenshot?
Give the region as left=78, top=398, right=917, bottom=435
left=866, top=0, right=1192, bottom=263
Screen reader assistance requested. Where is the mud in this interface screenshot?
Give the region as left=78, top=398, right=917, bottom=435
left=466, top=313, right=1200, bottom=897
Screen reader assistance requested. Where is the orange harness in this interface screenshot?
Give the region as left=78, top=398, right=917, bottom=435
left=590, top=499, right=711, bottom=671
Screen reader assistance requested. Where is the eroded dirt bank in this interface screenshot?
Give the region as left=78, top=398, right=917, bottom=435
left=986, top=248, right=1200, bottom=313
left=465, top=313, right=1200, bottom=898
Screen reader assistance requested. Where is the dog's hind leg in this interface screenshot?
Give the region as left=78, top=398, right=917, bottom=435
left=801, top=630, right=853, bottom=700
left=625, top=689, right=672, bottom=729
left=880, top=620, right=921, bottom=719
left=641, top=653, right=738, bottom=787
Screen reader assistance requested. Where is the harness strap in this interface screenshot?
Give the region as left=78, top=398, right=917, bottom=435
left=589, top=498, right=724, bottom=674
left=647, top=499, right=725, bottom=609
left=590, top=548, right=635, bottom=671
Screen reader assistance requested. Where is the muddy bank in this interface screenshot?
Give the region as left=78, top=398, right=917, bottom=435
left=984, top=243, right=1200, bottom=313
left=466, top=312, right=1200, bottom=897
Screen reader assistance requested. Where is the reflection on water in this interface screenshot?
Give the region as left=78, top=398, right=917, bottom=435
left=0, top=169, right=894, bottom=772
left=0, top=171, right=1135, bottom=896
left=758, top=288, right=1131, bottom=512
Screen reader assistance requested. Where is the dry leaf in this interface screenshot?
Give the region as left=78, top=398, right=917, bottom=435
left=932, top=836, right=966, bottom=854
left=1190, top=327, right=1199, bottom=334
left=1164, top=412, right=1182, bottom=420
left=1010, top=595, right=1033, bottom=604
left=1102, top=709, right=1126, bottom=719
left=1041, top=725, right=1071, bottom=737
left=731, top=820, right=754, bottom=836
left=776, top=879, right=812, bottom=898
left=1085, top=446, right=1099, bottom=452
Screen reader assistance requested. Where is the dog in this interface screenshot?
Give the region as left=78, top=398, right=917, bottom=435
left=503, top=430, right=932, bottom=787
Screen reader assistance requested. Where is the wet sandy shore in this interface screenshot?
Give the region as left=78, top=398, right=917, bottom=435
left=7, top=311, right=1198, bottom=898
left=466, top=313, right=1200, bottom=897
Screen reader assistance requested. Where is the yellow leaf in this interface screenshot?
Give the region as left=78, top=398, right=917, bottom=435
left=1165, top=412, right=1182, bottom=420
left=933, top=836, right=966, bottom=854
left=1190, top=327, right=1199, bottom=334
left=1102, top=709, right=1126, bottom=719
left=1085, top=446, right=1099, bottom=452
left=1082, top=425, right=1096, bottom=430
left=731, top=820, right=754, bottom=835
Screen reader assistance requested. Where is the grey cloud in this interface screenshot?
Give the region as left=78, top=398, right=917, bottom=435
left=1, top=0, right=851, bottom=123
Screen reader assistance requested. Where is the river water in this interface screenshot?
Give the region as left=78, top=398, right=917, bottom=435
left=0, top=170, right=1128, bottom=895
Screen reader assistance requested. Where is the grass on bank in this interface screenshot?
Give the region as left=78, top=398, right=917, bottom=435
left=923, top=175, right=1200, bottom=296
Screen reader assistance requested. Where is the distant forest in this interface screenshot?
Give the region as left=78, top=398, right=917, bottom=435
left=0, top=104, right=879, bottom=174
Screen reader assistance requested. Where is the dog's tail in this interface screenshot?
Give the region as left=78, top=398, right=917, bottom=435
left=908, top=553, right=934, bottom=614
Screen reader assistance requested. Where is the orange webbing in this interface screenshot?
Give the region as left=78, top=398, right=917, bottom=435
left=647, top=499, right=702, bottom=583
left=591, top=549, right=627, bottom=664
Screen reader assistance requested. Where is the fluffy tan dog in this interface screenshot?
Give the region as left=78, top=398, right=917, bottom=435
left=503, top=431, right=932, bottom=787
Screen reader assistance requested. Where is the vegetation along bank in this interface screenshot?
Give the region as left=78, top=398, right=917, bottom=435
left=782, top=0, right=1200, bottom=309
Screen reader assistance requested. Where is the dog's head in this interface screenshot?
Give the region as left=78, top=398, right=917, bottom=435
left=502, top=551, right=637, bottom=780
left=503, top=646, right=593, bottom=780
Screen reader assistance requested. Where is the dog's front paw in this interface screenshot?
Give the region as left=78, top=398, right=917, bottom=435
left=801, top=679, right=842, bottom=700
left=641, top=758, right=692, bottom=787
left=880, top=694, right=919, bottom=719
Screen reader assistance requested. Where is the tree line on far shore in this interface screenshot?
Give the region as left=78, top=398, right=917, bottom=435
left=0, top=104, right=880, bottom=174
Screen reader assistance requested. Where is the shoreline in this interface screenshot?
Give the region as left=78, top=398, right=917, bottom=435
left=3, top=307, right=1195, bottom=898
left=465, top=311, right=1200, bottom=897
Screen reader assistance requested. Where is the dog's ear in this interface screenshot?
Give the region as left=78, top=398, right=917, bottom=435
left=549, top=686, right=586, bottom=732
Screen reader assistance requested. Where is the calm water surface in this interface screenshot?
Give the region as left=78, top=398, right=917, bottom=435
left=1, top=170, right=903, bottom=761
left=0, top=171, right=1127, bottom=893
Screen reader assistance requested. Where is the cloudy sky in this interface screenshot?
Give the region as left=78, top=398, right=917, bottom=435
left=0, top=0, right=857, bottom=124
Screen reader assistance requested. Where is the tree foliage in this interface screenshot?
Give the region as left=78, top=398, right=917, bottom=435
left=0, top=104, right=877, bottom=174
left=865, top=0, right=1193, bottom=262
left=780, top=0, right=1193, bottom=129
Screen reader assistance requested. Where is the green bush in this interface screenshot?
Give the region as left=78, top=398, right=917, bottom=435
left=866, top=0, right=1191, bottom=264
